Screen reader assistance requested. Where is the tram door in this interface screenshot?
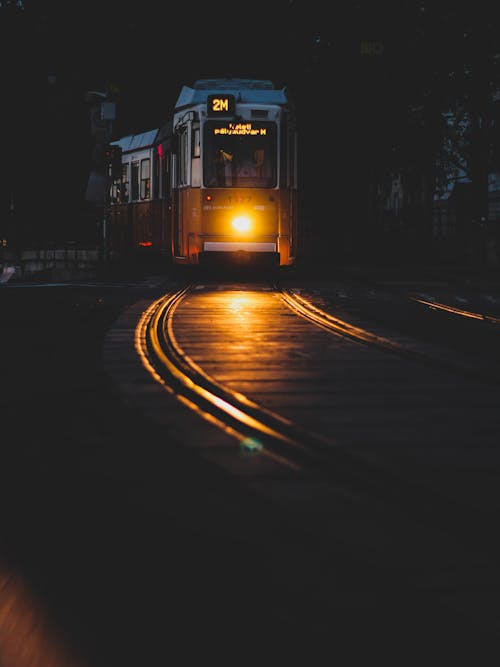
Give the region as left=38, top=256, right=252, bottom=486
left=172, top=126, right=189, bottom=258
left=172, top=155, right=182, bottom=258
left=172, top=154, right=182, bottom=258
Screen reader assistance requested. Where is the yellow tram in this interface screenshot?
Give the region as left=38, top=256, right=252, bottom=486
left=109, top=78, right=299, bottom=268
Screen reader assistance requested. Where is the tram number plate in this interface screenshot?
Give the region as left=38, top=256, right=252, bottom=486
left=207, top=94, right=235, bottom=116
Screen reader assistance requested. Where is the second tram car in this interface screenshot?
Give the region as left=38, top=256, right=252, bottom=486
left=108, top=78, right=299, bottom=268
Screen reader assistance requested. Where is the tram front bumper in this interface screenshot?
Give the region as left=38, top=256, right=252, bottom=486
left=200, top=241, right=279, bottom=266
left=203, top=241, right=276, bottom=253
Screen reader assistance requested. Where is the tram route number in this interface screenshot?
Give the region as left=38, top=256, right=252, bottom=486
left=207, top=94, right=235, bottom=116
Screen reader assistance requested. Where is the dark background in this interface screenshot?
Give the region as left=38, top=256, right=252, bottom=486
left=2, top=0, right=499, bottom=267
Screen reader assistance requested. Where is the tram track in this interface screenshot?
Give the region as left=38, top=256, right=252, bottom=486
left=279, top=283, right=500, bottom=386
left=137, top=281, right=500, bottom=466
left=137, top=283, right=416, bottom=480
left=136, top=284, right=358, bottom=474
left=104, top=275, right=500, bottom=644
left=134, top=281, right=500, bottom=557
left=409, top=294, right=500, bottom=324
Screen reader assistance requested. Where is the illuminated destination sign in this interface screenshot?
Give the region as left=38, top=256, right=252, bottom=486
left=207, top=94, right=235, bottom=116
left=213, top=123, right=267, bottom=136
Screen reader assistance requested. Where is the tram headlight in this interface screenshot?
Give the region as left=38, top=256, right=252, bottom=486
left=231, top=216, right=251, bottom=233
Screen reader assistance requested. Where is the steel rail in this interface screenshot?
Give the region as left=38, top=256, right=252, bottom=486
left=133, top=282, right=500, bottom=557
left=278, top=286, right=500, bottom=386
left=135, top=284, right=365, bottom=474
left=410, top=296, right=500, bottom=324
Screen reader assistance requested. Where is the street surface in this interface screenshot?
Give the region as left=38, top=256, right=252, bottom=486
left=1, top=265, right=500, bottom=665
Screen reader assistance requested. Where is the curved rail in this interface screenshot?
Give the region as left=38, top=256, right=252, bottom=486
left=133, top=282, right=500, bottom=559
left=137, top=283, right=500, bottom=467
left=410, top=295, right=500, bottom=324
left=277, top=285, right=500, bottom=386
left=135, top=285, right=360, bottom=474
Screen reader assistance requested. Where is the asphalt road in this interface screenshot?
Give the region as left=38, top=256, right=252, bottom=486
left=0, top=272, right=345, bottom=666
left=2, top=265, right=500, bottom=666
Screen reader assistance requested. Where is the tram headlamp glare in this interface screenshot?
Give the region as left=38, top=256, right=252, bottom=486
left=232, top=216, right=251, bottom=233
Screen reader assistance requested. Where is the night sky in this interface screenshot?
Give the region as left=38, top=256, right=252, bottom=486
left=2, top=1, right=499, bottom=255
left=11, top=0, right=323, bottom=133
left=2, top=0, right=396, bottom=141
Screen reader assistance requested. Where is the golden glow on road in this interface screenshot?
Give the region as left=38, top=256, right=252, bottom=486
left=134, top=288, right=302, bottom=470
left=226, top=293, right=251, bottom=316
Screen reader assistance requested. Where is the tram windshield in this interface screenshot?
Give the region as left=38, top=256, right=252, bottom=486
left=203, top=121, right=276, bottom=188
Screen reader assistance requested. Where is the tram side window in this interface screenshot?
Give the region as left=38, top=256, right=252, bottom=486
left=140, top=158, right=150, bottom=199
left=153, top=150, right=159, bottom=198
left=131, top=162, right=139, bottom=200
left=163, top=151, right=171, bottom=199
left=121, top=164, right=129, bottom=203
left=192, top=128, right=200, bottom=157
left=191, top=127, right=201, bottom=187
left=179, top=129, right=189, bottom=186
left=111, top=164, right=129, bottom=204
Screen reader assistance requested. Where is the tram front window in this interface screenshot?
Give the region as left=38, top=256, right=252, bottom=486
left=203, top=121, right=276, bottom=188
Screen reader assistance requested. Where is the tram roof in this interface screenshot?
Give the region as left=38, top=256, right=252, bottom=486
left=111, top=128, right=159, bottom=152
left=175, top=78, right=290, bottom=110
left=193, top=78, right=275, bottom=90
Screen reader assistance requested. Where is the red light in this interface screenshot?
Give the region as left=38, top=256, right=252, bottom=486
left=138, top=241, right=153, bottom=247
left=157, top=144, right=163, bottom=158
left=206, top=194, right=212, bottom=201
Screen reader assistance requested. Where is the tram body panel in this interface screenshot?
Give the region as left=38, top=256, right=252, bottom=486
left=108, top=79, right=299, bottom=268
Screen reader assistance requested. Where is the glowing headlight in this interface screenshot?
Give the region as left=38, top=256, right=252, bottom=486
left=231, top=216, right=251, bottom=232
